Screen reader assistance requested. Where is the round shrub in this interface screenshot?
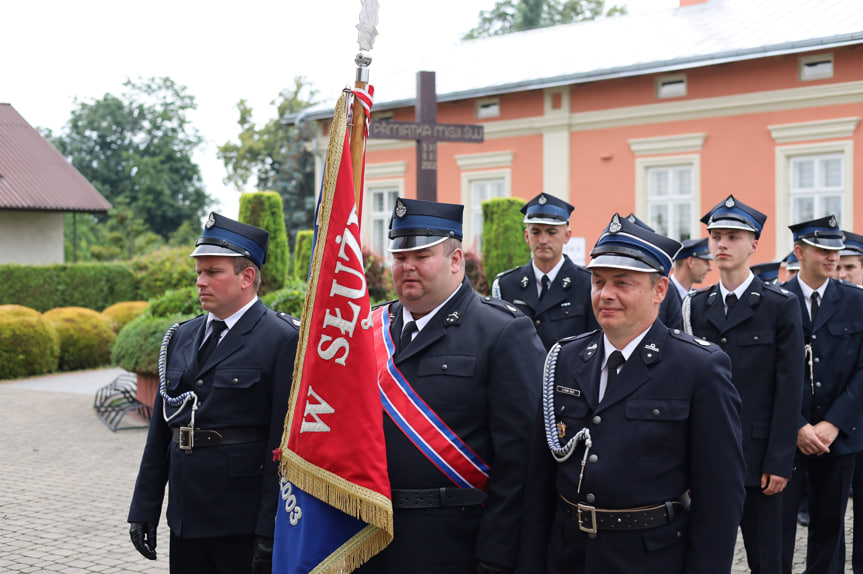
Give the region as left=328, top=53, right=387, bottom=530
left=43, top=307, right=117, bottom=372
left=112, top=313, right=195, bottom=375
left=261, top=278, right=308, bottom=318
left=147, top=286, right=201, bottom=318
left=0, top=305, right=60, bottom=379
left=102, top=301, right=150, bottom=332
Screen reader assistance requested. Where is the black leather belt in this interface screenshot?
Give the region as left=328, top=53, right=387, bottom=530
left=171, top=427, right=268, bottom=451
left=560, top=492, right=690, bottom=534
left=392, top=487, right=487, bottom=509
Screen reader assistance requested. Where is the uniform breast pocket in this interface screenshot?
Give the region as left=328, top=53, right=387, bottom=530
left=736, top=331, right=775, bottom=369
left=827, top=322, right=863, bottom=355
left=625, top=399, right=690, bottom=458
left=165, top=369, right=184, bottom=391
left=548, top=303, right=585, bottom=322
left=213, top=368, right=261, bottom=390
left=416, top=355, right=479, bottom=412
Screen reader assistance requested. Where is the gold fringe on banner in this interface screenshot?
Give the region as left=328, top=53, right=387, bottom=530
left=276, top=92, right=394, bottom=572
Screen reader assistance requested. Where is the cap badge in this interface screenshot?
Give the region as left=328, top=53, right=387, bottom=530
left=609, top=214, right=622, bottom=234
left=395, top=199, right=407, bottom=218
left=725, top=197, right=735, bottom=208
left=627, top=214, right=637, bottom=223
left=538, top=195, right=547, bottom=205
left=829, top=216, right=837, bottom=228
left=205, top=212, right=216, bottom=229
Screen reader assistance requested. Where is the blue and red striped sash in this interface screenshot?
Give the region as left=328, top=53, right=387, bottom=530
left=372, top=305, right=490, bottom=491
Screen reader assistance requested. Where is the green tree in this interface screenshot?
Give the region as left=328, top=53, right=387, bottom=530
left=463, top=0, right=626, bottom=39
left=52, top=77, right=210, bottom=241
left=239, top=191, right=290, bottom=294
left=218, top=76, right=319, bottom=248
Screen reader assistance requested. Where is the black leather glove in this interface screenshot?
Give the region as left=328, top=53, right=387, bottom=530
left=129, top=521, right=157, bottom=560
left=476, top=561, right=513, bottom=574
left=251, top=535, right=274, bottom=574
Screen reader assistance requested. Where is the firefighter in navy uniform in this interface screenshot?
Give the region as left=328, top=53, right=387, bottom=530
left=491, top=193, right=596, bottom=350
left=127, top=213, right=300, bottom=574
left=683, top=195, right=804, bottom=574
left=667, top=236, right=713, bottom=319
left=519, top=213, right=745, bottom=574
left=359, top=198, right=546, bottom=574
left=780, top=216, right=863, bottom=574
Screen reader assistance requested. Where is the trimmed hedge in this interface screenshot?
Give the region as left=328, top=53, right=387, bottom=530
left=240, top=191, right=289, bottom=294
left=147, top=287, right=201, bottom=318
left=0, top=305, right=60, bottom=379
left=293, top=229, right=314, bottom=279
left=43, top=307, right=116, bottom=372
left=0, top=263, right=136, bottom=312
left=112, top=313, right=194, bottom=376
left=260, top=278, right=308, bottom=318
left=102, top=301, right=150, bottom=333
left=129, top=246, right=197, bottom=301
left=482, top=197, right=531, bottom=282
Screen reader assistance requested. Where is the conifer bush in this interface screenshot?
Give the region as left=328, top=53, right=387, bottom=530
left=293, top=230, right=314, bottom=279
left=0, top=305, right=60, bottom=379
left=43, top=307, right=116, bottom=372
left=482, top=197, right=531, bottom=281
left=239, top=191, right=289, bottom=294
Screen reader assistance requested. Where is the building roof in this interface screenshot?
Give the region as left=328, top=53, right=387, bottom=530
left=291, top=0, right=863, bottom=121
left=0, top=104, right=111, bottom=213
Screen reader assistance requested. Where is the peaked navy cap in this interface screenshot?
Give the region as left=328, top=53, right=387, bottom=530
left=701, top=194, right=767, bottom=239
left=675, top=237, right=712, bottom=261
left=521, top=193, right=574, bottom=226
left=388, top=197, right=463, bottom=252
left=190, top=212, right=269, bottom=268
left=751, top=261, right=781, bottom=283
left=588, top=213, right=682, bottom=276
left=789, top=215, right=844, bottom=250
left=785, top=251, right=800, bottom=271
left=840, top=230, right=863, bottom=256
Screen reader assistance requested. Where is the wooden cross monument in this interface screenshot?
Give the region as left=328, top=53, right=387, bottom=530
left=369, top=71, right=484, bottom=202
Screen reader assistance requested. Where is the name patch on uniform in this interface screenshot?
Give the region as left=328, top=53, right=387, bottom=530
left=556, top=385, right=581, bottom=397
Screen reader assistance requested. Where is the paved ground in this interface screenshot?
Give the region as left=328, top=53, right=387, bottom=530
left=0, top=367, right=854, bottom=573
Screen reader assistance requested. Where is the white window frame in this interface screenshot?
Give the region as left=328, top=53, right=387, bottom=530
left=363, top=161, right=406, bottom=261
left=460, top=169, right=512, bottom=253
left=634, top=154, right=701, bottom=242
left=799, top=53, right=834, bottom=82
left=655, top=74, right=687, bottom=99
left=364, top=183, right=402, bottom=260
left=773, top=141, right=854, bottom=257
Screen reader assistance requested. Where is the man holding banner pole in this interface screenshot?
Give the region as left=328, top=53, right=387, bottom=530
left=354, top=197, right=546, bottom=574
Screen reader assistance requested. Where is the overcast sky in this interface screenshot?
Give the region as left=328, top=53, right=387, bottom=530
left=2, top=0, right=677, bottom=221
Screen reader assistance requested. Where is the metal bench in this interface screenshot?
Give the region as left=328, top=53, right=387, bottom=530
left=93, top=372, right=151, bottom=431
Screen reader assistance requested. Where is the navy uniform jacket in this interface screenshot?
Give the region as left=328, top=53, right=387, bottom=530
left=686, top=277, right=804, bottom=484
left=492, top=255, right=597, bottom=350
left=659, top=283, right=684, bottom=330
left=358, top=277, right=545, bottom=574
left=519, top=321, right=745, bottom=574
left=781, top=277, right=863, bottom=455
left=128, top=299, right=300, bottom=538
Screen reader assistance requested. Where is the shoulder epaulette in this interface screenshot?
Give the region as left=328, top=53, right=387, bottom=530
left=494, top=267, right=521, bottom=280
left=668, top=327, right=716, bottom=351
left=762, top=282, right=794, bottom=297
left=275, top=311, right=301, bottom=328
left=372, top=299, right=396, bottom=310
left=481, top=295, right=521, bottom=316
left=689, top=285, right=714, bottom=298
left=557, top=329, right=599, bottom=345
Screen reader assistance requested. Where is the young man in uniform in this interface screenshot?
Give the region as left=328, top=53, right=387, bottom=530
left=360, top=198, right=546, bottom=574
left=520, top=213, right=745, bottom=574
left=781, top=216, right=863, bottom=574
left=128, top=213, right=300, bottom=573
left=685, top=195, right=804, bottom=574
left=492, top=193, right=596, bottom=349
left=837, top=230, right=863, bottom=286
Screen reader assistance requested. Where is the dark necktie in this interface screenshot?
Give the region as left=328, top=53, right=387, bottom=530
left=811, top=292, right=820, bottom=323
left=539, top=275, right=550, bottom=301
left=398, top=321, right=417, bottom=356
left=198, top=320, right=227, bottom=365
left=725, top=293, right=738, bottom=317
left=606, top=350, right=626, bottom=388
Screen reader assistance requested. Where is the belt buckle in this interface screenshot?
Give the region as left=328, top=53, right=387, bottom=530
left=577, top=503, right=597, bottom=534
left=178, top=427, right=194, bottom=451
